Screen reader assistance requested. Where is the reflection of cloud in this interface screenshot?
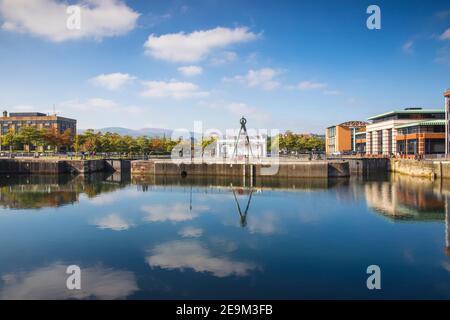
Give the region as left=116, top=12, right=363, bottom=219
left=442, top=261, right=450, bottom=272
left=93, top=213, right=133, bottom=231
left=0, top=263, right=138, bottom=300
left=247, top=212, right=278, bottom=235
left=142, top=203, right=209, bottom=223
left=179, top=226, right=203, bottom=238
left=88, top=189, right=140, bottom=205
left=146, top=240, right=257, bottom=277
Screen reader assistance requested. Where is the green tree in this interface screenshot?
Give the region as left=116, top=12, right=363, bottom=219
left=18, top=126, right=43, bottom=151
left=1, top=128, right=20, bottom=152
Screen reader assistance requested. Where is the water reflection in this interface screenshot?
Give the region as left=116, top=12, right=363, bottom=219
left=0, top=263, right=138, bottom=300
left=364, top=175, right=446, bottom=221
left=0, top=173, right=449, bottom=299
left=0, top=173, right=129, bottom=210
left=146, top=240, right=259, bottom=278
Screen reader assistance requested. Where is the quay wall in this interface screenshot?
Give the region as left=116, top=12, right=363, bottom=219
left=389, top=159, right=450, bottom=179
left=130, top=160, right=350, bottom=178
left=0, top=159, right=129, bottom=174
left=0, top=159, right=66, bottom=174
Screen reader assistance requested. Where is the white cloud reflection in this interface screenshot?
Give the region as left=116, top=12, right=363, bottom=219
left=179, top=226, right=203, bottom=238
left=141, top=203, right=209, bottom=223
left=93, top=213, right=133, bottom=231
left=146, top=240, right=258, bottom=278
left=0, top=263, right=138, bottom=300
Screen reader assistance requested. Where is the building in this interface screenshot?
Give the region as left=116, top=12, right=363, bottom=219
left=216, top=133, right=267, bottom=159
left=445, top=89, right=450, bottom=157
left=325, top=121, right=368, bottom=155
left=395, top=120, right=445, bottom=156
left=365, top=108, right=444, bottom=156
left=0, top=111, right=77, bottom=151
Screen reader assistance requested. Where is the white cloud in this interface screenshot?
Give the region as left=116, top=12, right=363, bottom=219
left=323, top=90, right=341, bottom=96
left=224, top=102, right=270, bottom=123
left=142, top=203, right=209, bottom=223
left=402, top=40, right=414, bottom=54
left=0, top=263, right=138, bottom=299
left=146, top=240, right=258, bottom=277
left=61, top=98, right=143, bottom=113
left=93, top=213, right=133, bottom=231
left=144, top=26, right=258, bottom=63
left=435, top=46, right=450, bottom=66
left=439, top=28, right=450, bottom=40
left=140, top=81, right=209, bottom=99
left=177, top=65, right=203, bottom=77
left=210, top=51, right=237, bottom=65
left=0, top=0, right=139, bottom=42
left=90, top=73, right=136, bottom=90
left=224, top=68, right=281, bottom=90
left=297, top=81, right=327, bottom=90
left=178, top=226, right=203, bottom=238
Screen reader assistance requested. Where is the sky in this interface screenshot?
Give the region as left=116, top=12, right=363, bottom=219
left=0, top=0, right=449, bottom=133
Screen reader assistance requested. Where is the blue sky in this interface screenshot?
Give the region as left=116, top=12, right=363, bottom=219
left=0, top=0, right=449, bottom=133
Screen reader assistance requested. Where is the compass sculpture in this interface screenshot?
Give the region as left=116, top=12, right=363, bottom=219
left=231, top=116, right=255, bottom=161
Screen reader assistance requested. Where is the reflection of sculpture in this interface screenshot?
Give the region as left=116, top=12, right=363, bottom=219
left=231, top=184, right=254, bottom=228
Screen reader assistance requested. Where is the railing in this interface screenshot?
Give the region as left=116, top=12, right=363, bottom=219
left=0, top=151, right=172, bottom=160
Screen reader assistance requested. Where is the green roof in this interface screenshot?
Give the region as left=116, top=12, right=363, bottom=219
left=395, top=119, right=446, bottom=129
left=367, top=109, right=444, bottom=120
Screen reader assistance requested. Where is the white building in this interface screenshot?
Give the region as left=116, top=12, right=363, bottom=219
left=366, top=108, right=444, bottom=156
left=216, top=133, right=267, bottom=159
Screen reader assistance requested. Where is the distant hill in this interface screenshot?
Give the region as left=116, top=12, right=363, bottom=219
left=78, top=127, right=173, bottom=138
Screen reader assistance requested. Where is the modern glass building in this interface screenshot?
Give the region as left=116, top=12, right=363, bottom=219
left=365, top=108, right=445, bottom=156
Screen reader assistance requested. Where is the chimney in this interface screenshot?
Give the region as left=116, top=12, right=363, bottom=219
left=2, top=111, right=7, bottom=117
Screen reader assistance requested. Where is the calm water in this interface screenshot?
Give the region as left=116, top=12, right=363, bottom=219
left=0, top=173, right=449, bottom=300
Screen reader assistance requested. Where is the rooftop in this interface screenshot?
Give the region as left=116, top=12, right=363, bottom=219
left=395, top=119, right=446, bottom=129
left=367, top=108, right=444, bottom=121
left=8, top=112, right=47, bottom=117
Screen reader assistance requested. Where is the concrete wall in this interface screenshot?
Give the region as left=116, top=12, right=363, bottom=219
left=0, top=159, right=123, bottom=174
left=347, top=158, right=390, bottom=176
left=104, top=159, right=130, bottom=172
left=0, top=159, right=67, bottom=174
left=390, top=159, right=436, bottom=178
left=65, top=160, right=107, bottom=174
left=130, top=160, right=350, bottom=178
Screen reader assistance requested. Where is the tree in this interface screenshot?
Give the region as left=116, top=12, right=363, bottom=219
left=1, top=128, right=20, bottom=152
left=200, top=136, right=217, bottom=156
left=18, top=126, right=43, bottom=151
left=135, top=136, right=150, bottom=154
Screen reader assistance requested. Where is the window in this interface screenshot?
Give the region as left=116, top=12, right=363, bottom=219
left=425, top=139, right=445, bottom=154
left=407, top=139, right=417, bottom=155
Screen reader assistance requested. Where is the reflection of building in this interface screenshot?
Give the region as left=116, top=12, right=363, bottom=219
left=216, top=133, right=267, bottom=158
left=364, top=176, right=445, bottom=221
left=0, top=111, right=77, bottom=150
left=0, top=173, right=124, bottom=209
left=325, top=121, right=367, bottom=155
left=446, top=196, right=450, bottom=256
left=365, top=108, right=444, bottom=156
